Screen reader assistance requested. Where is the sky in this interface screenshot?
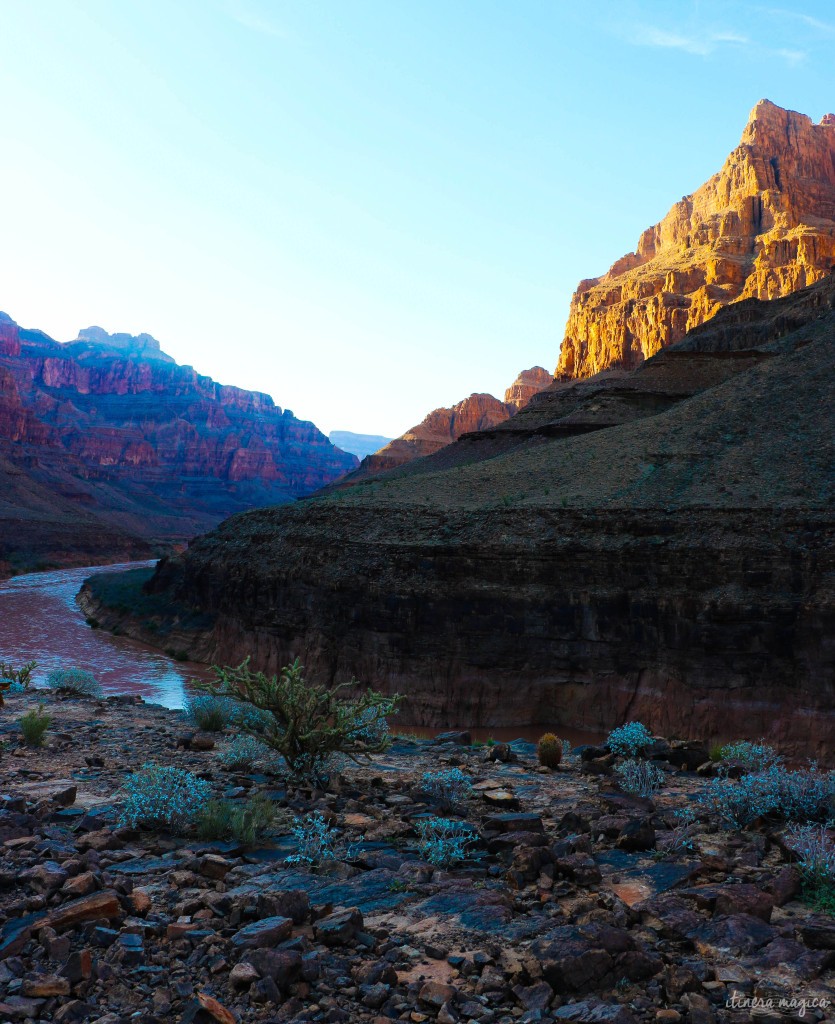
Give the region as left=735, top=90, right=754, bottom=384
left=0, top=1, right=833, bottom=438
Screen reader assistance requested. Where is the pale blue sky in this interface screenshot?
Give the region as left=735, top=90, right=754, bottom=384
left=0, top=1, right=832, bottom=436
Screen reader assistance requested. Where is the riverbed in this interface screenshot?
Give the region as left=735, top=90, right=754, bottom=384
left=0, top=561, right=211, bottom=707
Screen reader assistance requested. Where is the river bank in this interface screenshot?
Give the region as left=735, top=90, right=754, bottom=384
left=0, top=563, right=211, bottom=708
left=1, top=687, right=833, bottom=1022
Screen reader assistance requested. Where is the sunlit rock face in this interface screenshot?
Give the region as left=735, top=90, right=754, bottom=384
left=556, top=100, right=835, bottom=379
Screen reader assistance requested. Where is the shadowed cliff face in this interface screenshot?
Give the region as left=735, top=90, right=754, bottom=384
left=557, top=100, right=835, bottom=379
left=103, top=276, right=835, bottom=756
left=0, top=315, right=357, bottom=575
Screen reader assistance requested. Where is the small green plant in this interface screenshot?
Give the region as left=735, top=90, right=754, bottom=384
left=217, top=734, right=270, bottom=772
left=118, top=764, right=211, bottom=832
left=656, top=805, right=699, bottom=857
left=20, top=705, right=52, bottom=747
left=47, top=667, right=102, bottom=698
left=286, top=811, right=339, bottom=866
left=184, top=694, right=232, bottom=732
left=422, top=768, right=472, bottom=812
left=709, top=742, right=724, bottom=762
left=197, top=794, right=279, bottom=845
left=415, top=817, right=474, bottom=867
left=537, top=733, right=563, bottom=768
left=786, top=822, right=835, bottom=913
left=607, top=721, right=653, bottom=757
left=615, top=758, right=665, bottom=798
left=719, top=740, right=782, bottom=772
left=197, top=658, right=401, bottom=781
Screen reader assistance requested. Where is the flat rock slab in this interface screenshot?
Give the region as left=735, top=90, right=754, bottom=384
left=228, top=866, right=411, bottom=916
left=230, top=915, right=293, bottom=949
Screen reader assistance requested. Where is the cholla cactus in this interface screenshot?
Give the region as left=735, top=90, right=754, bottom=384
left=421, top=768, right=472, bottom=811
left=416, top=817, right=474, bottom=867
left=615, top=758, right=665, bottom=798
left=118, top=764, right=211, bottom=831
left=607, top=721, right=653, bottom=757
left=197, top=658, right=401, bottom=781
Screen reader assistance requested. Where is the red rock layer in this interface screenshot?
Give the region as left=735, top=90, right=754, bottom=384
left=556, top=99, right=835, bottom=378
left=503, top=366, right=553, bottom=408
left=0, top=315, right=357, bottom=570
left=347, top=367, right=552, bottom=481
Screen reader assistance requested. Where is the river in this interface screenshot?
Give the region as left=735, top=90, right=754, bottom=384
left=0, top=562, right=602, bottom=744
left=0, top=561, right=211, bottom=707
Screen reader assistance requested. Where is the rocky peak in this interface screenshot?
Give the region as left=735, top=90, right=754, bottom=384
left=74, top=326, right=174, bottom=363
left=556, top=100, right=835, bottom=379
left=504, top=366, right=552, bottom=408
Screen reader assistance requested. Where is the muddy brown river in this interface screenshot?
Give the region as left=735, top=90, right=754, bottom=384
left=0, top=561, right=211, bottom=707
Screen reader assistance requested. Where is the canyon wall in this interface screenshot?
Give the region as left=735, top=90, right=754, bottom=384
left=102, top=275, right=835, bottom=756
left=0, top=315, right=357, bottom=573
left=556, top=99, right=835, bottom=378
left=342, top=366, right=552, bottom=483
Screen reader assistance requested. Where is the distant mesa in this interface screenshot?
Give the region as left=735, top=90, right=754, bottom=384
left=329, top=430, right=393, bottom=461
left=557, top=99, right=835, bottom=378
left=74, top=325, right=174, bottom=363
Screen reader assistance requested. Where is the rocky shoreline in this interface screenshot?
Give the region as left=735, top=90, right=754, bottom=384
left=2, top=689, right=834, bottom=1023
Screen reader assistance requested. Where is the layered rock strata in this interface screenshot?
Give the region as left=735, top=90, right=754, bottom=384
left=0, top=313, right=356, bottom=574
left=92, top=276, right=835, bottom=756
left=340, top=367, right=552, bottom=484
left=557, top=100, right=835, bottom=378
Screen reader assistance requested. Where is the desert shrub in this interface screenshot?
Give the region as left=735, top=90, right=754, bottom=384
left=699, top=770, right=780, bottom=829
left=197, top=794, right=278, bottom=845
left=184, top=694, right=232, bottom=732
left=615, top=758, right=665, bottom=798
left=20, top=705, right=51, bottom=747
left=422, top=768, right=472, bottom=811
left=701, top=765, right=835, bottom=830
left=537, top=733, right=563, bottom=768
left=657, top=805, right=698, bottom=856
left=5, top=681, right=27, bottom=696
left=562, top=739, right=574, bottom=761
left=47, top=667, right=102, bottom=698
left=719, top=740, right=782, bottom=773
left=286, top=811, right=339, bottom=866
left=775, top=766, right=835, bottom=822
left=217, top=734, right=271, bottom=772
left=415, top=817, right=474, bottom=867
left=607, top=721, right=652, bottom=757
left=197, top=658, right=401, bottom=781
left=118, top=764, right=211, bottom=832
left=786, top=822, right=835, bottom=913
left=348, top=704, right=392, bottom=747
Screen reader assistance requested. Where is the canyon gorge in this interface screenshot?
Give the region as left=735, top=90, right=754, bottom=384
left=0, top=316, right=356, bottom=576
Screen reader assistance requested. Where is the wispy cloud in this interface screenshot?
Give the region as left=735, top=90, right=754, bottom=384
left=757, top=7, right=835, bottom=35
left=627, top=24, right=750, bottom=56
left=224, top=2, right=287, bottom=39
left=622, top=19, right=806, bottom=66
